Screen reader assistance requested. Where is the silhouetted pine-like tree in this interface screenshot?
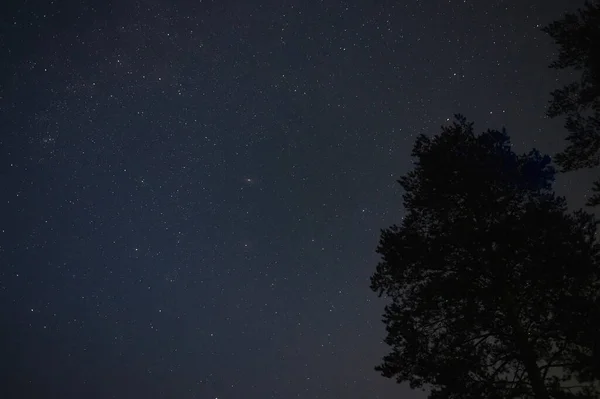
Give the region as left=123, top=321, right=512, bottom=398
left=543, top=0, right=600, bottom=205
left=371, top=116, right=600, bottom=399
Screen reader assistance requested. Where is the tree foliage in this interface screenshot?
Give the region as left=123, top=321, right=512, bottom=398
left=371, top=116, right=600, bottom=399
left=543, top=0, right=600, bottom=205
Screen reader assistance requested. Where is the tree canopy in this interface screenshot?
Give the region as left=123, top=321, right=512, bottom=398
left=543, top=0, right=600, bottom=205
left=371, top=116, right=600, bottom=399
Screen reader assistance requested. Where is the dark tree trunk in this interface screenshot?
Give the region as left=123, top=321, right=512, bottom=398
left=503, top=292, right=549, bottom=399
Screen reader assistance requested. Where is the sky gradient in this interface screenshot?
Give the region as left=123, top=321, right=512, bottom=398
left=0, top=0, right=590, bottom=398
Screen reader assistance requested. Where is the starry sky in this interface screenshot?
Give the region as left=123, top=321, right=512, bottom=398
left=0, top=0, right=592, bottom=398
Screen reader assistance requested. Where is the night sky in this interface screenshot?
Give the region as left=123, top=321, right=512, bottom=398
left=0, top=0, right=592, bottom=398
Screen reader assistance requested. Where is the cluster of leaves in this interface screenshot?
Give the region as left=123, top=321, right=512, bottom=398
left=371, top=116, right=600, bottom=399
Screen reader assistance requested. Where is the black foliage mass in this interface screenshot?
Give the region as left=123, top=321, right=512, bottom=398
left=543, top=0, right=600, bottom=206
left=371, top=116, right=600, bottom=399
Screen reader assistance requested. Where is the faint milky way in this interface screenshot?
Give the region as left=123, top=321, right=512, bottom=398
left=0, top=0, right=589, bottom=398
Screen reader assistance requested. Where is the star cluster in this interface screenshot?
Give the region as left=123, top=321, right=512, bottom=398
left=0, top=0, right=585, bottom=398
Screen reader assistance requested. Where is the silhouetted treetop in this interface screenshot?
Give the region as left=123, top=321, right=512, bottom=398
left=399, top=115, right=554, bottom=217
left=371, top=116, right=600, bottom=399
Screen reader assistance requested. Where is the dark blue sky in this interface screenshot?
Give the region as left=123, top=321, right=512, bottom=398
left=0, top=0, right=589, bottom=398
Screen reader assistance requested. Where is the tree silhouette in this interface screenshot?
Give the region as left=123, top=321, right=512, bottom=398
left=371, top=116, right=600, bottom=399
left=543, top=0, right=600, bottom=205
